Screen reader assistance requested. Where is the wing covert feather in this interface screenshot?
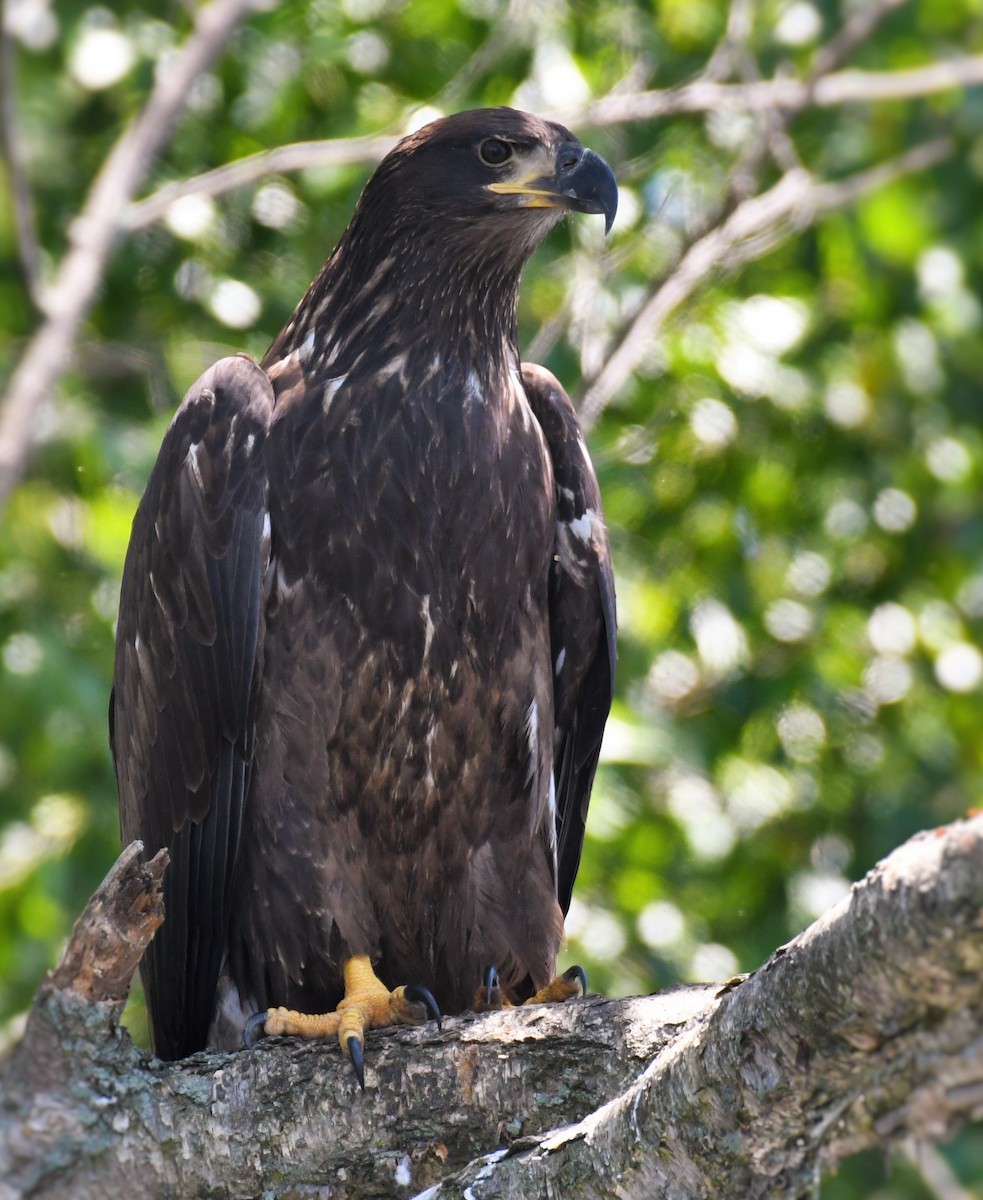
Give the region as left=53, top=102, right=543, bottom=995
left=522, top=362, right=616, bottom=916
left=111, top=355, right=273, bottom=1058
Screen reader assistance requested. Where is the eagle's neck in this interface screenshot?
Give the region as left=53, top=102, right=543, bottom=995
left=264, top=214, right=537, bottom=389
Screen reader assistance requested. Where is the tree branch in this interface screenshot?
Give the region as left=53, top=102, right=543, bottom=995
left=578, top=136, right=954, bottom=429
left=45, top=840, right=167, bottom=1004
left=0, top=0, right=261, bottom=512
left=0, top=840, right=703, bottom=1198
left=3, top=817, right=983, bottom=1198
left=418, top=815, right=983, bottom=1198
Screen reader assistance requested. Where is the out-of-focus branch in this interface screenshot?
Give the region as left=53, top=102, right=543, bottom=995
left=686, top=0, right=905, bottom=235
left=123, top=133, right=398, bottom=232
left=0, top=15, right=44, bottom=310
left=119, top=52, right=982, bottom=240
left=430, top=0, right=537, bottom=110
left=808, top=136, right=954, bottom=209
left=575, top=53, right=983, bottom=125
left=726, top=0, right=905, bottom=184
left=0, top=0, right=263, bottom=513
left=578, top=136, right=955, bottom=430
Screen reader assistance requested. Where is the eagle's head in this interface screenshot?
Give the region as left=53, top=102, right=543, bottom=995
left=269, top=108, right=617, bottom=373
left=379, top=107, right=617, bottom=229
left=344, top=108, right=618, bottom=274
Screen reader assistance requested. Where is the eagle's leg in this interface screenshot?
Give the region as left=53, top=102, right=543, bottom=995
left=473, top=963, right=587, bottom=1010
left=245, top=956, right=440, bottom=1088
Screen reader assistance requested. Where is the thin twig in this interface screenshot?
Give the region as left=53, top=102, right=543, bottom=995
left=702, top=0, right=755, bottom=83
left=902, top=1140, right=977, bottom=1200
left=577, top=136, right=955, bottom=430
left=0, top=16, right=45, bottom=310
left=809, top=134, right=953, bottom=209
left=694, top=0, right=906, bottom=235
left=809, top=0, right=907, bottom=81
left=731, top=0, right=908, bottom=181
left=0, top=0, right=262, bottom=512
left=429, top=0, right=536, bottom=110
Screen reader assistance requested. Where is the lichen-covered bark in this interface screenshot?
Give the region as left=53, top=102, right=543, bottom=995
left=423, top=818, right=983, bottom=1198
left=3, top=819, right=983, bottom=1199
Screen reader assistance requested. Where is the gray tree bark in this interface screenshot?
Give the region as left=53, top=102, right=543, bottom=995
left=2, top=818, right=983, bottom=1199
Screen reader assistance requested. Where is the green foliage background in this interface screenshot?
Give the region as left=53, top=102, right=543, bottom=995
left=3, top=0, right=983, bottom=1193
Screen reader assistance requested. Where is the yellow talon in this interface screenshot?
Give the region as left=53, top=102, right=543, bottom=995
left=525, top=965, right=588, bottom=1005
left=471, top=964, right=588, bottom=1011
left=245, top=956, right=441, bottom=1088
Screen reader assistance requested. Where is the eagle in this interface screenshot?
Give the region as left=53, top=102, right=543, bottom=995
left=111, top=107, right=617, bottom=1081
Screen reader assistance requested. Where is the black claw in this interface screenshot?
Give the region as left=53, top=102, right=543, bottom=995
left=484, top=964, right=499, bottom=1007
left=243, top=1010, right=269, bottom=1050
left=563, top=964, right=589, bottom=997
left=404, top=983, right=443, bottom=1031
left=346, top=1033, right=366, bottom=1090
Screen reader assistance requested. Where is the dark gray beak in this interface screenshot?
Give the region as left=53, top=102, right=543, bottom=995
left=554, top=144, right=619, bottom=234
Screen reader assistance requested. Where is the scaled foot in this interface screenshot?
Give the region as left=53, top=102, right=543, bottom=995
left=244, top=954, right=440, bottom=1088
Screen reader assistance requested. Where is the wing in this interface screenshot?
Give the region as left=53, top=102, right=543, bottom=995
left=522, top=362, right=617, bottom=915
left=111, top=355, right=273, bottom=1059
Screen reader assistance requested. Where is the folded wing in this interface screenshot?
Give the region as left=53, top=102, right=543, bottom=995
left=522, top=362, right=617, bottom=914
left=110, top=356, right=273, bottom=1059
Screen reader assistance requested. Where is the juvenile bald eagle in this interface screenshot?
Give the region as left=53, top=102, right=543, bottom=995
left=112, top=108, right=617, bottom=1078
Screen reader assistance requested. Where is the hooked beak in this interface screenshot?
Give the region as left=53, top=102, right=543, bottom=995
left=487, top=141, right=619, bottom=234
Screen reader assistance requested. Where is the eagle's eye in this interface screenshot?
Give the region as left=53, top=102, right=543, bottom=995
left=479, top=138, right=512, bottom=167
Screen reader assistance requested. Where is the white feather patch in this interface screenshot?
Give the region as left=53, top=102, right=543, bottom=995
left=509, top=364, right=533, bottom=426
left=275, top=560, right=299, bottom=597
left=525, top=699, right=539, bottom=787
left=376, top=352, right=408, bottom=385
left=185, top=441, right=203, bottom=489
left=568, top=508, right=597, bottom=543
left=421, top=594, right=435, bottom=659
left=464, top=370, right=483, bottom=407
left=207, top=980, right=257, bottom=1049
left=547, top=771, right=558, bottom=855
left=322, top=374, right=347, bottom=414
